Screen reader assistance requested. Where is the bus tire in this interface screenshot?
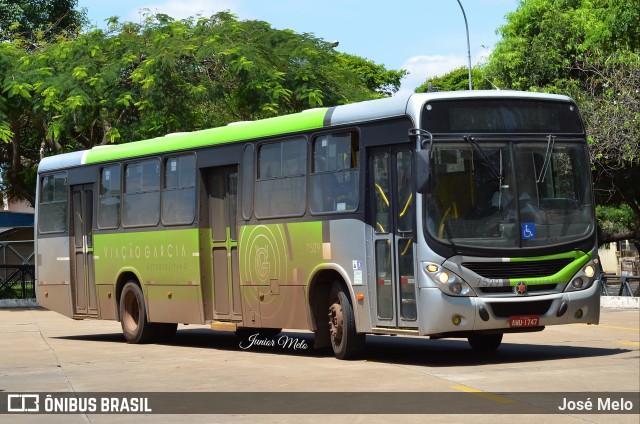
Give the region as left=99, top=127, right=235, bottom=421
left=120, top=281, right=156, bottom=344
left=328, top=283, right=365, bottom=360
left=467, top=333, right=503, bottom=351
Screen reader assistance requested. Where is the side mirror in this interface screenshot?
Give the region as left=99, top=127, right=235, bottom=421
left=409, top=128, right=434, bottom=194
left=416, top=148, right=432, bottom=193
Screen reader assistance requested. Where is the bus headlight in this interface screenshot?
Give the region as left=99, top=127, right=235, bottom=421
left=565, top=261, right=597, bottom=292
left=438, top=271, right=450, bottom=284
left=584, top=265, right=595, bottom=278
left=450, top=282, right=463, bottom=295
left=571, top=278, right=584, bottom=289
left=424, top=263, right=476, bottom=297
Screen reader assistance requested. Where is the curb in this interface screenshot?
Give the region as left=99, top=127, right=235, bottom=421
left=600, top=296, right=640, bottom=309
left=0, top=299, right=39, bottom=308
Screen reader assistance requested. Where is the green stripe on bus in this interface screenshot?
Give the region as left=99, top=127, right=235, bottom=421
left=508, top=250, right=590, bottom=263
left=84, top=108, right=329, bottom=164
left=508, top=250, right=591, bottom=286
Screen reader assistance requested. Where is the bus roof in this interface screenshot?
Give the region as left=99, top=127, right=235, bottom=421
left=38, top=90, right=575, bottom=173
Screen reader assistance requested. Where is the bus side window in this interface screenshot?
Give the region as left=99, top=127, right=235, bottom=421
left=162, top=155, right=196, bottom=225
left=39, top=172, right=68, bottom=233
left=255, top=138, right=306, bottom=218
left=123, top=159, right=160, bottom=227
left=310, top=132, right=359, bottom=214
left=98, top=165, right=121, bottom=229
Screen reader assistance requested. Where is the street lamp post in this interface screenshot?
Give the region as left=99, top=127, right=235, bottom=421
left=456, top=0, right=473, bottom=90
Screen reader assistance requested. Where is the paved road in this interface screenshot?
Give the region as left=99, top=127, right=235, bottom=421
left=0, top=307, right=638, bottom=423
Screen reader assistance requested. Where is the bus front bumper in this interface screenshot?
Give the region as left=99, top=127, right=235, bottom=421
left=416, top=281, right=601, bottom=337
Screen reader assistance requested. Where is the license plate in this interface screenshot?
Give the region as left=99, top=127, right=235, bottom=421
left=509, top=315, right=539, bottom=328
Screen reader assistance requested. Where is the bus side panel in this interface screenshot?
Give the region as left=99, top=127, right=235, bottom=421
left=326, top=219, right=371, bottom=333
left=237, top=219, right=368, bottom=331
left=238, top=222, right=321, bottom=330
left=36, top=236, right=74, bottom=318
left=245, top=286, right=309, bottom=329
left=93, top=228, right=204, bottom=325
left=96, top=284, right=117, bottom=320
left=147, top=284, right=202, bottom=324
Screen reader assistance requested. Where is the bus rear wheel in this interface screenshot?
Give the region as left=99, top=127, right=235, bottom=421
left=467, top=333, right=503, bottom=351
left=328, top=283, right=365, bottom=360
left=120, top=281, right=158, bottom=344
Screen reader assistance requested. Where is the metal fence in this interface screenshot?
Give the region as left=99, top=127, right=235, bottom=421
left=0, top=241, right=35, bottom=299
left=601, top=273, right=640, bottom=297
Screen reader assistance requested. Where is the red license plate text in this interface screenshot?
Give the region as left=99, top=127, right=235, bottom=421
left=509, top=315, right=539, bottom=328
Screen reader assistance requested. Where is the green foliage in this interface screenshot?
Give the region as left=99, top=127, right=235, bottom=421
left=336, top=53, right=407, bottom=97
left=484, top=0, right=640, bottom=91
left=0, top=0, right=87, bottom=44
left=415, top=67, right=491, bottom=92
left=574, top=53, right=640, bottom=215
left=0, top=11, right=406, bottom=204
left=597, top=204, right=637, bottom=239
left=480, top=0, right=640, bottom=244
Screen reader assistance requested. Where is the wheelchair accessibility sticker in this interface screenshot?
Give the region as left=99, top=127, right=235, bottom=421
left=521, top=223, right=536, bottom=240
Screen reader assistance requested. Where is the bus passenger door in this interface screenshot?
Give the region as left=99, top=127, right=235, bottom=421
left=207, top=166, right=242, bottom=321
left=369, top=146, right=417, bottom=328
left=70, top=184, right=97, bottom=316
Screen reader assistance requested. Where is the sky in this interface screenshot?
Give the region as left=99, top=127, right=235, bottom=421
left=76, top=0, right=521, bottom=93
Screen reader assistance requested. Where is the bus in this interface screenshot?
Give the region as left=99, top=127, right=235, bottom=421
left=35, top=91, right=601, bottom=359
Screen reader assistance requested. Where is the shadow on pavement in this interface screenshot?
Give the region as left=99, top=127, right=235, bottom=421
left=52, top=327, right=631, bottom=367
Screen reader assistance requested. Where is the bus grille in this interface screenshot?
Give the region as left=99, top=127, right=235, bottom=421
left=488, top=300, right=553, bottom=318
left=478, top=284, right=558, bottom=294
left=462, top=258, right=573, bottom=279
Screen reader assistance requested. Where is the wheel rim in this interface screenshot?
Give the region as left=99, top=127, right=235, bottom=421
left=329, top=300, right=344, bottom=346
left=123, top=290, right=139, bottom=333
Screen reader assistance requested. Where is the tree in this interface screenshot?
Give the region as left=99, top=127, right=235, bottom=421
left=575, top=53, right=640, bottom=248
left=597, top=204, right=639, bottom=252
left=482, top=0, right=640, bottom=245
left=0, top=0, right=87, bottom=44
left=335, top=53, right=407, bottom=97
left=415, top=67, right=491, bottom=93
left=0, top=12, right=406, bottom=204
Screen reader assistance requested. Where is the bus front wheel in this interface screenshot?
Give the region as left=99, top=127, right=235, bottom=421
left=120, top=281, right=157, bottom=344
left=328, top=283, right=365, bottom=360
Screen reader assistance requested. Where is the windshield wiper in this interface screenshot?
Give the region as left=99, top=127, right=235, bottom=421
left=537, top=135, right=556, bottom=183
left=464, top=135, right=501, bottom=181
left=464, top=135, right=507, bottom=209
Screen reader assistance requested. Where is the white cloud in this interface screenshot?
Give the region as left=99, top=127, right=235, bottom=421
left=474, top=47, right=493, bottom=65
left=398, top=55, right=467, bottom=93
left=397, top=48, right=493, bottom=94
left=127, top=0, right=240, bottom=22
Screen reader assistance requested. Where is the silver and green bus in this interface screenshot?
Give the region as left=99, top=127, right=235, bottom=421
left=35, top=91, right=600, bottom=359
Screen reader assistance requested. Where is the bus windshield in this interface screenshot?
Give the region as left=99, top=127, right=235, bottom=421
left=424, top=139, right=594, bottom=249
